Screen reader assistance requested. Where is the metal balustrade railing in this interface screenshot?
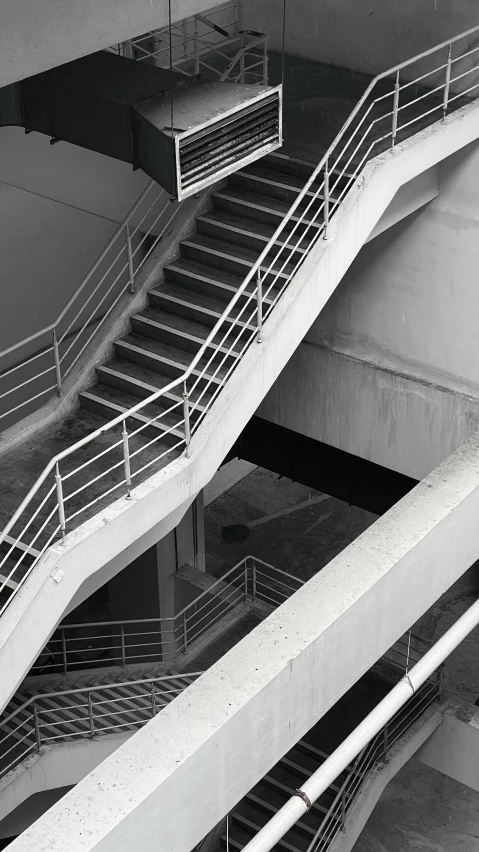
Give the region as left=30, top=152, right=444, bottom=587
left=306, top=667, right=442, bottom=852
left=31, top=556, right=303, bottom=674
left=2, top=24, right=479, bottom=615
left=0, top=672, right=202, bottom=780
left=114, top=3, right=268, bottom=86
left=0, top=180, right=177, bottom=430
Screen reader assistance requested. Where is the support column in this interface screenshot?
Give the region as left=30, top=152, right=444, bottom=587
left=107, top=493, right=206, bottom=662
left=176, top=492, right=206, bottom=573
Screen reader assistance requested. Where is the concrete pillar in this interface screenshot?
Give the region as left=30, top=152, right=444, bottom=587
left=107, top=493, right=206, bottom=660
left=176, top=492, right=206, bottom=573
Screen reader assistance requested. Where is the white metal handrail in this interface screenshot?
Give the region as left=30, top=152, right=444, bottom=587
left=0, top=672, right=202, bottom=780
left=0, top=180, right=177, bottom=428
left=31, top=556, right=303, bottom=674
left=240, top=591, right=479, bottom=852
left=116, top=3, right=266, bottom=86
left=1, top=24, right=479, bottom=615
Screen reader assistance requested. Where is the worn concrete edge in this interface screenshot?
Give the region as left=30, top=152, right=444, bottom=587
left=1, top=100, right=479, bottom=713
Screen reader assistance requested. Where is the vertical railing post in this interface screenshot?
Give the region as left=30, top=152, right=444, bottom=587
left=52, top=329, right=62, bottom=397
left=240, top=32, right=246, bottom=83
left=443, top=44, right=452, bottom=119
left=122, top=421, right=132, bottom=499
left=194, top=18, right=200, bottom=76
left=391, top=70, right=400, bottom=150
left=244, top=562, right=249, bottom=601
left=126, top=224, right=135, bottom=294
left=120, top=623, right=126, bottom=667
left=263, top=36, right=269, bottom=85
left=61, top=628, right=68, bottom=674
left=256, top=270, right=263, bottom=343
left=183, top=382, right=191, bottom=457
left=183, top=613, right=188, bottom=653
left=88, top=692, right=95, bottom=738
left=252, top=560, right=257, bottom=598
left=55, top=462, right=66, bottom=544
left=33, top=701, right=42, bottom=751
left=151, top=682, right=157, bottom=718
left=340, top=790, right=346, bottom=832
left=323, top=159, right=330, bottom=240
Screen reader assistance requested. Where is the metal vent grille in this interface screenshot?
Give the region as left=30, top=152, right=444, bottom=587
left=176, top=88, right=281, bottom=199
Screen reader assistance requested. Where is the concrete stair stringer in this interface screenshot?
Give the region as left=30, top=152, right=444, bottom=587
left=2, top=100, right=479, bottom=713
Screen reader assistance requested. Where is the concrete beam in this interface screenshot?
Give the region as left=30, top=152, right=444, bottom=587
left=417, top=698, right=479, bottom=792
left=365, top=165, right=439, bottom=243
left=9, top=430, right=479, bottom=852
left=0, top=0, right=229, bottom=89
left=0, top=734, right=130, bottom=830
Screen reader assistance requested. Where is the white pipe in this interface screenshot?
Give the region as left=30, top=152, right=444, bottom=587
left=241, top=596, right=479, bottom=852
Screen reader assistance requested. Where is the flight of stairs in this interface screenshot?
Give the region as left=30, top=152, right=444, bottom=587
left=220, top=735, right=346, bottom=852
left=78, top=153, right=331, bottom=434
left=0, top=668, right=197, bottom=779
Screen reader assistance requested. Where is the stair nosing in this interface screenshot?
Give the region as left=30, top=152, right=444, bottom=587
left=114, top=339, right=224, bottom=385
left=196, top=214, right=307, bottom=254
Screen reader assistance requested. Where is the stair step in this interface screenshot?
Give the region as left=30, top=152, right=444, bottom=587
left=196, top=211, right=308, bottom=256
left=211, top=187, right=322, bottom=233
left=164, top=257, right=276, bottom=305
left=232, top=813, right=305, bottom=852
left=262, top=774, right=328, bottom=817
left=131, top=306, right=245, bottom=360
left=229, top=164, right=320, bottom=204
left=149, top=283, right=258, bottom=331
left=114, top=334, right=229, bottom=388
left=97, top=359, right=212, bottom=409
left=180, top=234, right=294, bottom=280
left=245, top=793, right=316, bottom=838
left=79, top=384, right=187, bottom=445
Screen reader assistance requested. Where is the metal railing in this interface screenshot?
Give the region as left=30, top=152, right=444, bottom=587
left=31, top=556, right=302, bottom=674
left=2, top=24, right=479, bottom=614
left=0, top=180, right=177, bottom=430
left=114, top=3, right=268, bottom=86
left=308, top=661, right=442, bottom=852
left=0, top=672, right=201, bottom=781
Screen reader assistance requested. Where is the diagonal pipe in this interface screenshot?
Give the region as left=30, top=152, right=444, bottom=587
left=239, top=595, right=479, bottom=852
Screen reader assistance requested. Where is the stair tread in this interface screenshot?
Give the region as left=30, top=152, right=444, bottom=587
left=233, top=814, right=305, bottom=852
left=150, top=282, right=262, bottom=324
left=99, top=358, right=213, bottom=408
left=197, top=210, right=309, bottom=251
left=245, top=793, right=316, bottom=836
left=182, top=234, right=293, bottom=276
left=165, top=256, right=252, bottom=293
left=80, top=384, right=186, bottom=434
left=213, top=187, right=322, bottom=226
left=117, top=334, right=229, bottom=382
left=237, top=163, right=311, bottom=192
left=136, top=306, right=245, bottom=354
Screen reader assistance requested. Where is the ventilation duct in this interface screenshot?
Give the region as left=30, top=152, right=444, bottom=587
left=0, top=52, right=282, bottom=200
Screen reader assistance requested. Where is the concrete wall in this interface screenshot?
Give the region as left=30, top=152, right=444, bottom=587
left=417, top=700, right=479, bottom=792
left=259, top=140, right=479, bottom=479
left=0, top=128, right=148, bottom=353
left=240, top=0, right=479, bottom=76
left=0, top=0, right=230, bottom=88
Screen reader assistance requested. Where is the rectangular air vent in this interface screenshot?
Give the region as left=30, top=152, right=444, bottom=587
left=175, top=86, right=282, bottom=200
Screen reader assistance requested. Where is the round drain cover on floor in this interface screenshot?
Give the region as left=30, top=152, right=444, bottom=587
left=221, top=524, right=250, bottom=542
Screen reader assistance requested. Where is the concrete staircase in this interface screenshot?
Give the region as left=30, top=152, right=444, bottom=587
left=77, top=153, right=332, bottom=435
left=0, top=667, right=198, bottom=780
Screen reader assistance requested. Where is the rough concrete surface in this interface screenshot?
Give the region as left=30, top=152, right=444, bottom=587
left=353, top=759, right=479, bottom=852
